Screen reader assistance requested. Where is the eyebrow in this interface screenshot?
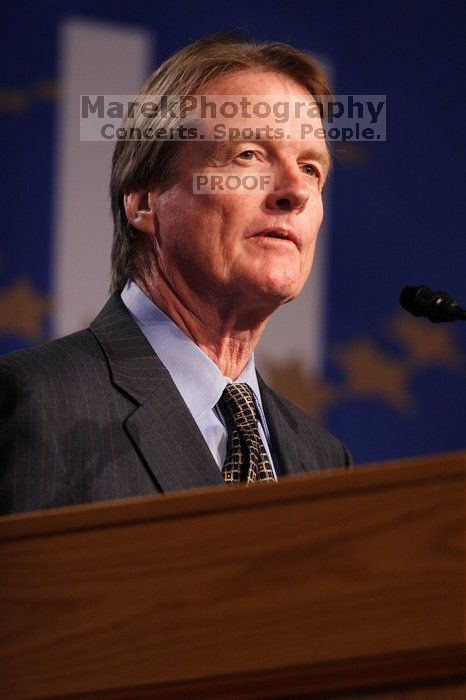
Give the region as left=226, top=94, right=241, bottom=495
left=210, top=140, right=332, bottom=173
left=210, top=141, right=333, bottom=186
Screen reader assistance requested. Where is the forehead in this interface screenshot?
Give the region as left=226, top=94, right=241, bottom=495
left=192, top=69, right=328, bottom=160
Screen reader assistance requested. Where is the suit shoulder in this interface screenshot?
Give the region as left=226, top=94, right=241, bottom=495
left=0, top=329, right=105, bottom=384
left=265, top=386, right=353, bottom=467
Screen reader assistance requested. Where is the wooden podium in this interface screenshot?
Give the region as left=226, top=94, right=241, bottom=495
left=1, top=452, right=465, bottom=699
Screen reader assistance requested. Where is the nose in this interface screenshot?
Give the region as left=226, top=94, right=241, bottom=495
left=265, top=163, right=310, bottom=213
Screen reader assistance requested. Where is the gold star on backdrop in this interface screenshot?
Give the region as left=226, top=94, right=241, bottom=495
left=260, top=312, right=465, bottom=422
left=333, top=337, right=414, bottom=413
left=264, top=358, right=340, bottom=422
left=333, top=143, right=371, bottom=167
left=0, top=89, right=29, bottom=113
left=34, top=79, right=57, bottom=101
left=0, top=78, right=57, bottom=121
left=0, top=278, right=49, bottom=341
left=385, top=313, right=464, bottom=373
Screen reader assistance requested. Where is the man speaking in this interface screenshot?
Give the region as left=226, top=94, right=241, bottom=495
left=0, top=33, right=352, bottom=515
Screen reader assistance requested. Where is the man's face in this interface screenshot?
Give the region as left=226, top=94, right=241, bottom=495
left=150, top=70, right=330, bottom=313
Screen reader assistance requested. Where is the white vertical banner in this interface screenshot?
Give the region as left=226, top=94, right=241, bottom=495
left=53, top=18, right=152, bottom=336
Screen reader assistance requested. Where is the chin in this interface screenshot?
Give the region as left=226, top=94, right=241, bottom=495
left=246, top=273, right=302, bottom=307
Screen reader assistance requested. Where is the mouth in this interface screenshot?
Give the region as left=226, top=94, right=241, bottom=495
left=253, top=228, right=299, bottom=248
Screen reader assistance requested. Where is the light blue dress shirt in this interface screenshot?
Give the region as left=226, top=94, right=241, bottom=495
left=120, top=279, right=278, bottom=476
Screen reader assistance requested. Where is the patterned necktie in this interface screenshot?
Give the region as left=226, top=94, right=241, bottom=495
left=218, top=383, right=277, bottom=484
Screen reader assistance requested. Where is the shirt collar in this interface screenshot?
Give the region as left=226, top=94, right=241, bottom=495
left=120, top=279, right=263, bottom=420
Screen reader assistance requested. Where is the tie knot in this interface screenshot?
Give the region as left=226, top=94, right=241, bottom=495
left=219, top=383, right=258, bottom=431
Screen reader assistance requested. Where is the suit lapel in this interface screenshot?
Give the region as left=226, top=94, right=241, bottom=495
left=123, top=390, right=224, bottom=492
left=258, top=375, right=320, bottom=477
left=89, top=294, right=223, bottom=493
left=89, top=293, right=321, bottom=489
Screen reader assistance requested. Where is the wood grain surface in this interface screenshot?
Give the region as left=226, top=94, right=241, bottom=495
left=0, top=452, right=465, bottom=699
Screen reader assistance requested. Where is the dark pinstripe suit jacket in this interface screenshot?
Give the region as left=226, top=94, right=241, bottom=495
left=0, top=293, right=352, bottom=515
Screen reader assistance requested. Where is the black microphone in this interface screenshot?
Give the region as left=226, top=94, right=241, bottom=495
left=400, top=285, right=466, bottom=323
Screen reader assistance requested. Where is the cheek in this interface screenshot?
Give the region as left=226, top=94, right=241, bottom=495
left=311, top=193, right=324, bottom=237
left=300, top=198, right=323, bottom=269
left=312, top=191, right=324, bottom=223
left=304, top=194, right=323, bottom=236
left=158, top=194, right=232, bottom=275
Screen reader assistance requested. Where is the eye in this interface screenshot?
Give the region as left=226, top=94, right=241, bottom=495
left=301, top=163, right=319, bottom=177
left=237, top=150, right=255, bottom=160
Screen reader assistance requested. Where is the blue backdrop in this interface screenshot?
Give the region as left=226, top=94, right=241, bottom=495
left=1, top=0, right=465, bottom=465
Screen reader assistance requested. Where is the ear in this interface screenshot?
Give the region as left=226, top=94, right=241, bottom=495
left=123, top=190, right=159, bottom=235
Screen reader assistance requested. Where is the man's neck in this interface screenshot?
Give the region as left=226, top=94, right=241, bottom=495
left=133, top=273, right=271, bottom=380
